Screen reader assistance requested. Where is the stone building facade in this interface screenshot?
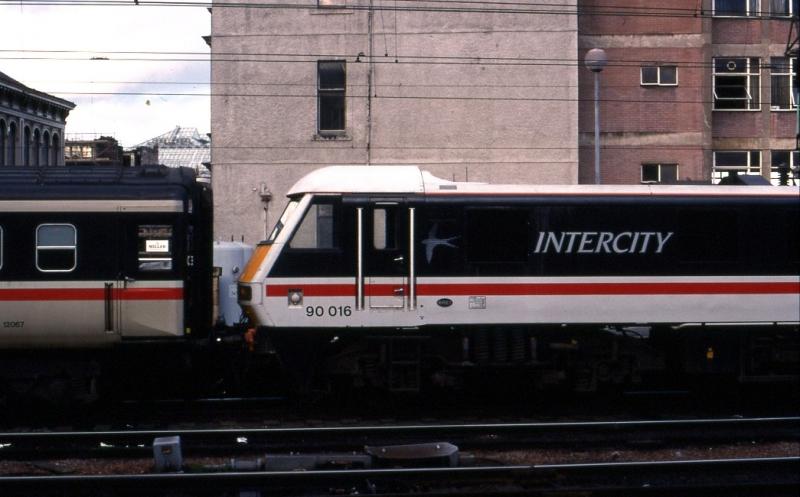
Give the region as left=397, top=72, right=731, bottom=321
left=1, top=70, right=74, bottom=167
left=578, top=0, right=798, bottom=185
left=211, top=0, right=579, bottom=243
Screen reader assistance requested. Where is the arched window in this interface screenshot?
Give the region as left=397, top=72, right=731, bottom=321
left=0, top=120, right=6, bottom=167
left=51, top=133, right=60, bottom=166
left=42, top=131, right=51, bottom=166
left=8, top=122, right=17, bottom=165
left=23, top=126, right=31, bottom=166
left=33, top=129, right=41, bottom=166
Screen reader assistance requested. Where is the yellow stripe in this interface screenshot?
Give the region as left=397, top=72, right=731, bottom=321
left=240, top=244, right=270, bottom=283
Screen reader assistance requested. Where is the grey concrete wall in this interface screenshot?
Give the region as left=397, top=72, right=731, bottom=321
left=211, top=1, right=578, bottom=243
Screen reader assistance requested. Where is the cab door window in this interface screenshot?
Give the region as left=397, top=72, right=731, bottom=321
left=137, top=224, right=174, bottom=272
left=36, top=224, right=77, bottom=272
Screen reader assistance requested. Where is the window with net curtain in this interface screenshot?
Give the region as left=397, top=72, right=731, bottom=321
left=715, top=0, right=759, bottom=16
left=770, top=0, right=799, bottom=15
left=771, top=58, right=796, bottom=109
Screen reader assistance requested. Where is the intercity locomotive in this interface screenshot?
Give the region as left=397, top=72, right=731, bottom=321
left=238, top=166, right=800, bottom=391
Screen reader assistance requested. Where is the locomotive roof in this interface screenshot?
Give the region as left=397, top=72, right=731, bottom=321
left=287, top=165, right=798, bottom=197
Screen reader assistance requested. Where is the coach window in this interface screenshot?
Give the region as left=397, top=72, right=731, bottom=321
left=289, top=201, right=336, bottom=249
left=36, top=224, right=77, bottom=272
left=0, top=226, right=3, bottom=270
left=137, top=225, right=174, bottom=271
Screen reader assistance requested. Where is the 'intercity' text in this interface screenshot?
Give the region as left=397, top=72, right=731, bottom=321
left=533, top=231, right=674, bottom=254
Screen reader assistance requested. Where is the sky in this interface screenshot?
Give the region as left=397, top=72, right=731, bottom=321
left=0, top=1, right=210, bottom=147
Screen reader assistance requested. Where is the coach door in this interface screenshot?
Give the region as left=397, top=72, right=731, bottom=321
left=359, top=202, right=416, bottom=310
left=117, top=219, right=184, bottom=337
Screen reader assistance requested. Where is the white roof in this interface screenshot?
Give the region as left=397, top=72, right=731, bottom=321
left=287, top=165, right=799, bottom=198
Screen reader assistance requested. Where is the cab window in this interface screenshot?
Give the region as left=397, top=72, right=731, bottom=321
left=289, top=202, right=336, bottom=249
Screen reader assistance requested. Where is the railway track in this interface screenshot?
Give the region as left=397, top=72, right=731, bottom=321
left=0, top=456, right=797, bottom=496
left=1, top=416, right=797, bottom=459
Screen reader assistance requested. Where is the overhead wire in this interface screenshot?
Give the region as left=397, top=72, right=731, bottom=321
left=0, top=0, right=790, bottom=20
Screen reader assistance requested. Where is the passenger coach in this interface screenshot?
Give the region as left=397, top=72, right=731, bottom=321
left=238, top=166, right=800, bottom=392
left=0, top=166, right=212, bottom=400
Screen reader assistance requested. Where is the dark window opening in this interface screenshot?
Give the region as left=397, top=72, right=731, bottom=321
left=318, top=61, right=346, bottom=133
left=466, top=209, right=528, bottom=263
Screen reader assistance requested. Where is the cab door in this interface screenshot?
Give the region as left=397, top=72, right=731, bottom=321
left=358, top=202, right=417, bottom=312
left=117, top=218, right=184, bottom=338
left=366, top=204, right=406, bottom=309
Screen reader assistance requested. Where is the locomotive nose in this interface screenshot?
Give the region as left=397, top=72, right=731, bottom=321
left=236, top=243, right=271, bottom=325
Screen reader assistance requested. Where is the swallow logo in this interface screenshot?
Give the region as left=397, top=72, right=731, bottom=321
left=421, top=223, right=459, bottom=263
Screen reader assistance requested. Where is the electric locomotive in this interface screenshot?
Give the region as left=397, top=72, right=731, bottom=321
left=0, top=166, right=212, bottom=401
left=238, top=166, right=800, bottom=392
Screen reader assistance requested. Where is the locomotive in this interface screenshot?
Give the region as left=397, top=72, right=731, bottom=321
left=1, top=164, right=798, bottom=400
left=237, top=166, right=800, bottom=392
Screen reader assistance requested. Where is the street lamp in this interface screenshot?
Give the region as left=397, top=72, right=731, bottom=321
left=585, top=48, right=607, bottom=185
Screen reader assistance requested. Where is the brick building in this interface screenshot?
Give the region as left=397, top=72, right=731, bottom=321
left=579, top=0, right=798, bottom=185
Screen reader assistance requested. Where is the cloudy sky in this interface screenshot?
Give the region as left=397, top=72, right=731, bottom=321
left=0, top=1, right=210, bottom=147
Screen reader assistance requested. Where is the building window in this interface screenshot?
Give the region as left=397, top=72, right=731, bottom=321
left=641, top=163, right=679, bottom=184
left=317, top=61, right=346, bottom=135
left=42, top=131, right=50, bottom=166
left=713, top=57, right=760, bottom=110
left=771, top=57, right=796, bottom=110
left=641, top=66, right=678, bottom=86
left=0, top=120, right=5, bottom=167
left=36, top=224, right=77, bottom=272
left=714, top=0, right=760, bottom=16
left=712, top=150, right=762, bottom=183
left=771, top=150, right=799, bottom=185
left=318, top=0, right=346, bottom=7
left=23, top=126, right=31, bottom=166
left=770, top=0, right=799, bottom=16
left=8, top=122, right=17, bottom=165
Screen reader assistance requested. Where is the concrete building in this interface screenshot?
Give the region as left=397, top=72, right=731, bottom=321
left=211, top=0, right=579, bottom=243
left=1, top=70, right=74, bottom=166
left=578, top=0, right=798, bottom=185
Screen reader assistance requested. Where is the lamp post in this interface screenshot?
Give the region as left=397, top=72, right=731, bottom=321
left=585, top=48, right=607, bottom=185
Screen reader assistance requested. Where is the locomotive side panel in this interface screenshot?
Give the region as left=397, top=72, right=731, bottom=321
left=413, top=197, right=800, bottom=325
left=244, top=193, right=800, bottom=329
